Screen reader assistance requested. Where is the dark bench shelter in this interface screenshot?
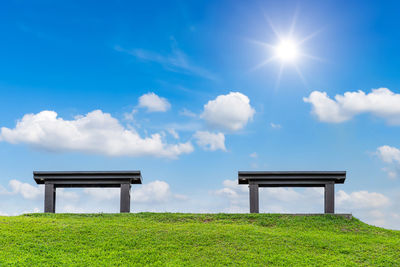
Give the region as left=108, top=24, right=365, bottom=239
left=34, top=171, right=142, bottom=213
left=238, top=171, right=346, bottom=214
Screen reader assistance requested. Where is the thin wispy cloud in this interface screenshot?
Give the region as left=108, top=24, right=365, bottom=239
left=270, top=122, right=282, bottom=129
left=115, top=39, right=218, bottom=80
left=179, top=108, right=198, bottom=118
left=17, top=23, right=52, bottom=40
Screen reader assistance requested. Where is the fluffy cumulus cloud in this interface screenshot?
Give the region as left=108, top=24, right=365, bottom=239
left=201, top=92, right=255, bottom=131
left=138, top=92, right=171, bottom=112
left=336, top=190, right=390, bottom=209
left=0, top=110, right=193, bottom=158
left=376, top=145, right=400, bottom=164
left=132, top=180, right=173, bottom=203
left=376, top=145, right=400, bottom=178
left=2, top=180, right=78, bottom=201
left=193, top=131, right=226, bottom=151
left=8, top=180, right=41, bottom=199
left=303, top=88, right=400, bottom=124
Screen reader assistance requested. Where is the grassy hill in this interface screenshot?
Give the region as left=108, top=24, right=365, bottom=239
left=0, top=213, right=399, bottom=266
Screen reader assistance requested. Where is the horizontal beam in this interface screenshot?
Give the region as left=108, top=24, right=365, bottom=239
left=239, top=171, right=346, bottom=176
left=44, top=180, right=132, bottom=188
left=35, top=175, right=141, bottom=180
left=238, top=171, right=346, bottom=185
left=34, top=171, right=141, bottom=175
left=34, top=171, right=142, bottom=185
left=239, top=176, right=344, bottom=180
left=254, top=181, right=334, bottom=187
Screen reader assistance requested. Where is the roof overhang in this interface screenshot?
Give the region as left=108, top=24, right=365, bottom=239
left=34, top=171, right=142, bottom=187
left=238, top=171, right=346, bottom=186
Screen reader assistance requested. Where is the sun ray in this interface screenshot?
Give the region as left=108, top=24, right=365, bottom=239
left=245, top=38, right=275, bottom=49
left=248, top=56, right=279, bottom=72
left=274, top=63, right=285, bottom=91
left=299, top=52, right=326, bottom=63
left=289, top=6, right=300, bottom=37
left=294, top=64, right=308, bottom=87
left=261, top=11, right=281, bottom=40
left=298, top=28, right=323, bottom=45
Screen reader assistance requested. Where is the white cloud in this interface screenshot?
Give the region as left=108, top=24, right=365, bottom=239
left=270, top=122, right=282, bottom=129
left=115, top=41, right=217, bottom=81
left=193, top=131, right=226, bottom=151
left=304, top=88, right=400, bottom=124
left=167, top=129, right=179, bottom=139
left=249, top=152, right=258, bottom=158
left=0, top=110, right=193, bottom=159
left=376, top=145, right=400, bottom=164
left=83, top=188, right=120, bottom=200
left=336, top=190, right=390, bottom=209
left=6, top=180, right=78, bottom=201
left=214, top=179, right=310, bottom=211
left=9, top=180, right=41, bottom=199
left=138, top=92, right=171, bottom=112
left=201, top=92, right=255, bottom=131
left=132, top=180, right=176, bottom=203
left=385, top=169, right=397, bottom=179
left=376, top=145, right=400, bottom=179
left=123, top=109, right=138, bottom=121
left=179, top=108, right=197, bottom=118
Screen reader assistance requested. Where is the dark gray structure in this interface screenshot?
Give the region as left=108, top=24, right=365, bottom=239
left=238, top=171, right=346, bottom=214
left=34, top=171, right=142, bottom=213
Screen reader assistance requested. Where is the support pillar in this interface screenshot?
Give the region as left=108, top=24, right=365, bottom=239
left=249, top=183, right=259, bottom=213
left=324, top=183, right=335, bottom=214
left=120, top=183, right=131, bottom=213
left=44, top=183, right=56, bottom=213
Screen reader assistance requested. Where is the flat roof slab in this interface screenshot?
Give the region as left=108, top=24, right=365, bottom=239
left=238, top=171, right=346, bottom=185
left=34, top=171, right=142, bottom=187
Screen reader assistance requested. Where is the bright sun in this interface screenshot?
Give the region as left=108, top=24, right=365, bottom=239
left=249, top=11, right=321, bottom=88
left=274, top=39, right=299, bottom=63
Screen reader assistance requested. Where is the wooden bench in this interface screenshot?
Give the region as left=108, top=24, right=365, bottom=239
left=34, top=171, right=142, bottom=213
left=238, top=171, right=346, bottom=214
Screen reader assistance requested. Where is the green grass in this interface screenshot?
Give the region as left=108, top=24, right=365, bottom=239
left=0, top=213, right=399, bottom=266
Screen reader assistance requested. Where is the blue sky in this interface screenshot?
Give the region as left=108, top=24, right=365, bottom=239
left=1, top=0, right=400, bottom=229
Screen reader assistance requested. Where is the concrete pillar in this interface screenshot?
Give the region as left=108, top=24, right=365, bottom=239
left=324, top=183, right=335, bottom=214
left=44, top=183, right=56, bottom=213
left=249, top=183, right=259, bottom=213
left=120, top=183, right=131, bottom=213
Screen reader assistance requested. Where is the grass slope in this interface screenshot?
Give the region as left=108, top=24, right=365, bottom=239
left=0, top=213, right=399, bottom=266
